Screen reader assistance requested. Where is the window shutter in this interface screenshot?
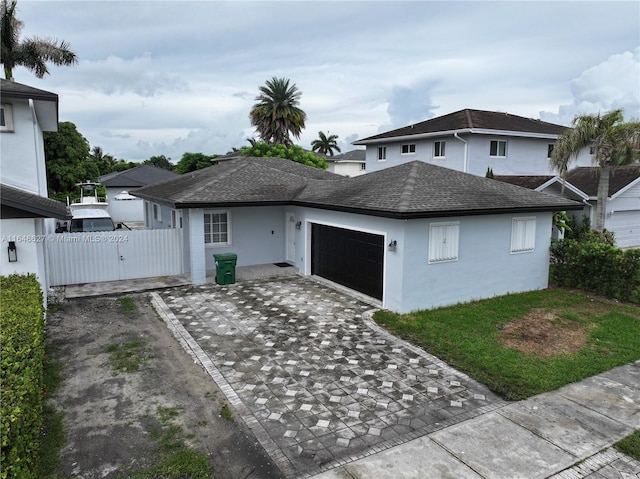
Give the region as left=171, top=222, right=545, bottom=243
left=429, top=223, right=459, bottom=263
left=511, top=217, right=536, bottom=253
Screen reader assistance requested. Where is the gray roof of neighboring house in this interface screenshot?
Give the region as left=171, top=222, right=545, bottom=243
left=354, top=109, right=567, bottom=144
left=133, top=157, right=582, bottom=219
left=0, top=79, right=59, bottom=131
left=494, top=175, right=556, bottom=190
left=327, top=150, right=365, bottom=162
left=99, top=165, right=178, bottom=188
left=565, top=165, right=640, bottom=197
left=0, top=183, right=71, bottom=219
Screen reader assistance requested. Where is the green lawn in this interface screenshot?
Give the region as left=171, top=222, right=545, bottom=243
left=374, top=288, right=640, bottom=400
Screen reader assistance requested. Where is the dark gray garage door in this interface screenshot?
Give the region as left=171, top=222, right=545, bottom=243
left=311, top=223, right=384, bottom=300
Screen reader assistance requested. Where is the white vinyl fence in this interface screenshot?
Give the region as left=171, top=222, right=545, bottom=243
left=47, top=229, right=183, bottom=286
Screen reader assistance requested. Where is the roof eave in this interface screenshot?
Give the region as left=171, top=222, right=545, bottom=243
left=353, top=128, right=559, bottom=145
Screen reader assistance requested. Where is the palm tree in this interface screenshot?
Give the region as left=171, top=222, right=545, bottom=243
left=249, top=77, right=306, bottom=147
left=311, top=131, right=341, bottom=156
left=1, top=0, right=77, bottom=79
left=550, top=109, right=640, bottom=232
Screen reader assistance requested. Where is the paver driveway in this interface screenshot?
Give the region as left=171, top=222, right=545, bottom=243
left=152, top=276, right=506, bottom=478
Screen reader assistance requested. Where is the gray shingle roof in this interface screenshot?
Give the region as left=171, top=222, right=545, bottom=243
left=494, top=175, right=556, bottom=190
left=133, top=157, right=582, bottom=219
left=0, top=78, right=58, bottom=102
left=565, top=165, right=640, bottom=197
left=0, top=183, right=71, bottom=219
left=354, top=109, right=567, bottom=144
left=99, top=165, right=178, bottom=188
left=327, top=150, right=365, bottom=162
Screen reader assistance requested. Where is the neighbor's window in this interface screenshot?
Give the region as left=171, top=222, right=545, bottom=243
left=490, top=140, right=507, bottom=157
left=204, top=211, right=230, bottom=246
left=511, top=217, right=536, bottom=253
left=428, top=222, right=460, bottom=263
left=401, top=143, right=416, bottom=154
left=378, top=146, right=387, bottom=161
left=360, top=163, right=366, bottom=171
left=1, top=103, right=14, bottom=132
left=153, top=204, right=162, bottom=222
left=433, top=141, right=446, bottom=158
left=547, top=144, right=554, bottom=158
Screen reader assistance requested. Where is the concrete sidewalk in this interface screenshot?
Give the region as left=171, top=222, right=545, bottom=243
left=310, top=361, right=640, bottom=479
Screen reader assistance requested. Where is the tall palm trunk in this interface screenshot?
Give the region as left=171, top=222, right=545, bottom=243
left=594, top=164, right=611, bottom=232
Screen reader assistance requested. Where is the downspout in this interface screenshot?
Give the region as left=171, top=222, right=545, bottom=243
left=29, top=99, right=45, bottom=196
left=453, top=132, right=468, bottom=173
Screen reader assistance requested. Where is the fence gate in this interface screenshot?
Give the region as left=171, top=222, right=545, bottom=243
left=47, top=229, right=183, bottom=286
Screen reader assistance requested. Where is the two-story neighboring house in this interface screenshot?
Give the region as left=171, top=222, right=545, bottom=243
left=0, top=79, right=71, bottom=299
left=354, top=108, right=593, bottom=176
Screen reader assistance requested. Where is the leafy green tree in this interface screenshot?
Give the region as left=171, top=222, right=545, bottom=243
left=241, top=141, right=328, bottom=169
left=174, top=152, right=217, bottom=174
left=143, top=155, right=174, bottom=171
left=44, top=121, right=96, bottom=197
left=249, top=77, right=306, bottom=147
left=550, top=109, right=640, bottom=232
left=89, top=145, right=118, bottom=175
left=1, top=0, right=77, bottom=79
left=311, top=131, right=341, bottom=156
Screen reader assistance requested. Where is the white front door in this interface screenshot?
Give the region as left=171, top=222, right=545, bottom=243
left=285, top=212, right=296, bottom=262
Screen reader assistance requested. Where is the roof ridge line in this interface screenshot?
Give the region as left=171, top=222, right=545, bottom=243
left=397, top=162, right=420, bottom=211
left=465, top=109, right=473, bottom=128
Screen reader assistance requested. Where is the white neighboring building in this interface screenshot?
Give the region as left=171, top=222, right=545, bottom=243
left=99, top=165, right=177, bottom=224
left=324, top=150, right=366, bottom=177
left=353, top=108, right=594, bottom=176
left=0, top=79, right=70, bottom=299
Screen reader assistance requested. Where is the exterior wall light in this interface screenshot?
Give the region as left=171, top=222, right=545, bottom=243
left=295, top=221, right=302, bottom=230
left=7, top=241, right=17, bottom=262
left=388, top=240, right=397, bottom=252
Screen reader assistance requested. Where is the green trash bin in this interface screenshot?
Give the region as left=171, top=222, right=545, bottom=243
left=214, top=253, right=237, bottom=285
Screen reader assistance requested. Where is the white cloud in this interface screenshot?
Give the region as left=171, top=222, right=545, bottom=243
left=540, top=47, right=640, bottom=124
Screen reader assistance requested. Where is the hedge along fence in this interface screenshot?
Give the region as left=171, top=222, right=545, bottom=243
left=0, top=274, right=45, bottom=479
left=550, top=239, right=640, bottom=303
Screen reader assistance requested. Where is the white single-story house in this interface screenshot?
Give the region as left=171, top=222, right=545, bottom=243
left=133, top=156, right=582, bottom=313
left=0, top=79, right=71, bottom=301
left=99, top=165, right=178, bottom=224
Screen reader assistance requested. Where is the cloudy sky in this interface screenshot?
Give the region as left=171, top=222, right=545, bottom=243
left=11, top=1, right=640, bottom=162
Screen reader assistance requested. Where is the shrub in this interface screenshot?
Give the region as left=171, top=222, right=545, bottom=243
left=0, top=274, right=45, bottom=479
left=550, top=239, right=640, bottom=303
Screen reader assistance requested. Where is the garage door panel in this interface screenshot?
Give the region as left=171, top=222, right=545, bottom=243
left=611, top=210, right=640, bottom=249
left=311, top=224, right=384, bottom=300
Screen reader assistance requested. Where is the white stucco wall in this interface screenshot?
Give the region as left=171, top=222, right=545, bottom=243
left=1, top=98, right=48, bottom=195
left=0, top=218, right=49, bottom=303
left=328, top=162, right=367, bottom=177
left=399, top=213, right=553, bottom=312
left=363, top=134, right=593, bottom=178
left=181, top=203, right=556, bottom=313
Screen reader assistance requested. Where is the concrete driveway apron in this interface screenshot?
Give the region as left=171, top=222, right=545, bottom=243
left=153, top=276, right=506, bottom=478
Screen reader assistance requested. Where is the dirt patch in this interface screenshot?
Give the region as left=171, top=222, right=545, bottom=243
left=46, top=294, right=283, bottom=478
left=499, top=309, right=592, bottom=357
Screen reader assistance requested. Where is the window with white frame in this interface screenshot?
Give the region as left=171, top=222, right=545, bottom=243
left=511, top=217, right=536, bottom=253
left=378, top=146, right=387, bottom=161
left=153, top=204, right=162, bottom=222
left=428, top=222, right=460, bottom=263
left=547, top=144, right=554, bottom=158
left=360, top=163, right=366, bottom=171
left=204, top=211, right=230, bottom=246
left=1, top=104, right=14, bottom=132
left=490, top=140, right=507, bottom=157
left=433, top=141, right=446, bottom=158
left=401, top=143, right=416, bottom=154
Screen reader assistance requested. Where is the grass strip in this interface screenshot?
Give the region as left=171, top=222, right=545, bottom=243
left=374, top=288, right=640, bottom=400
